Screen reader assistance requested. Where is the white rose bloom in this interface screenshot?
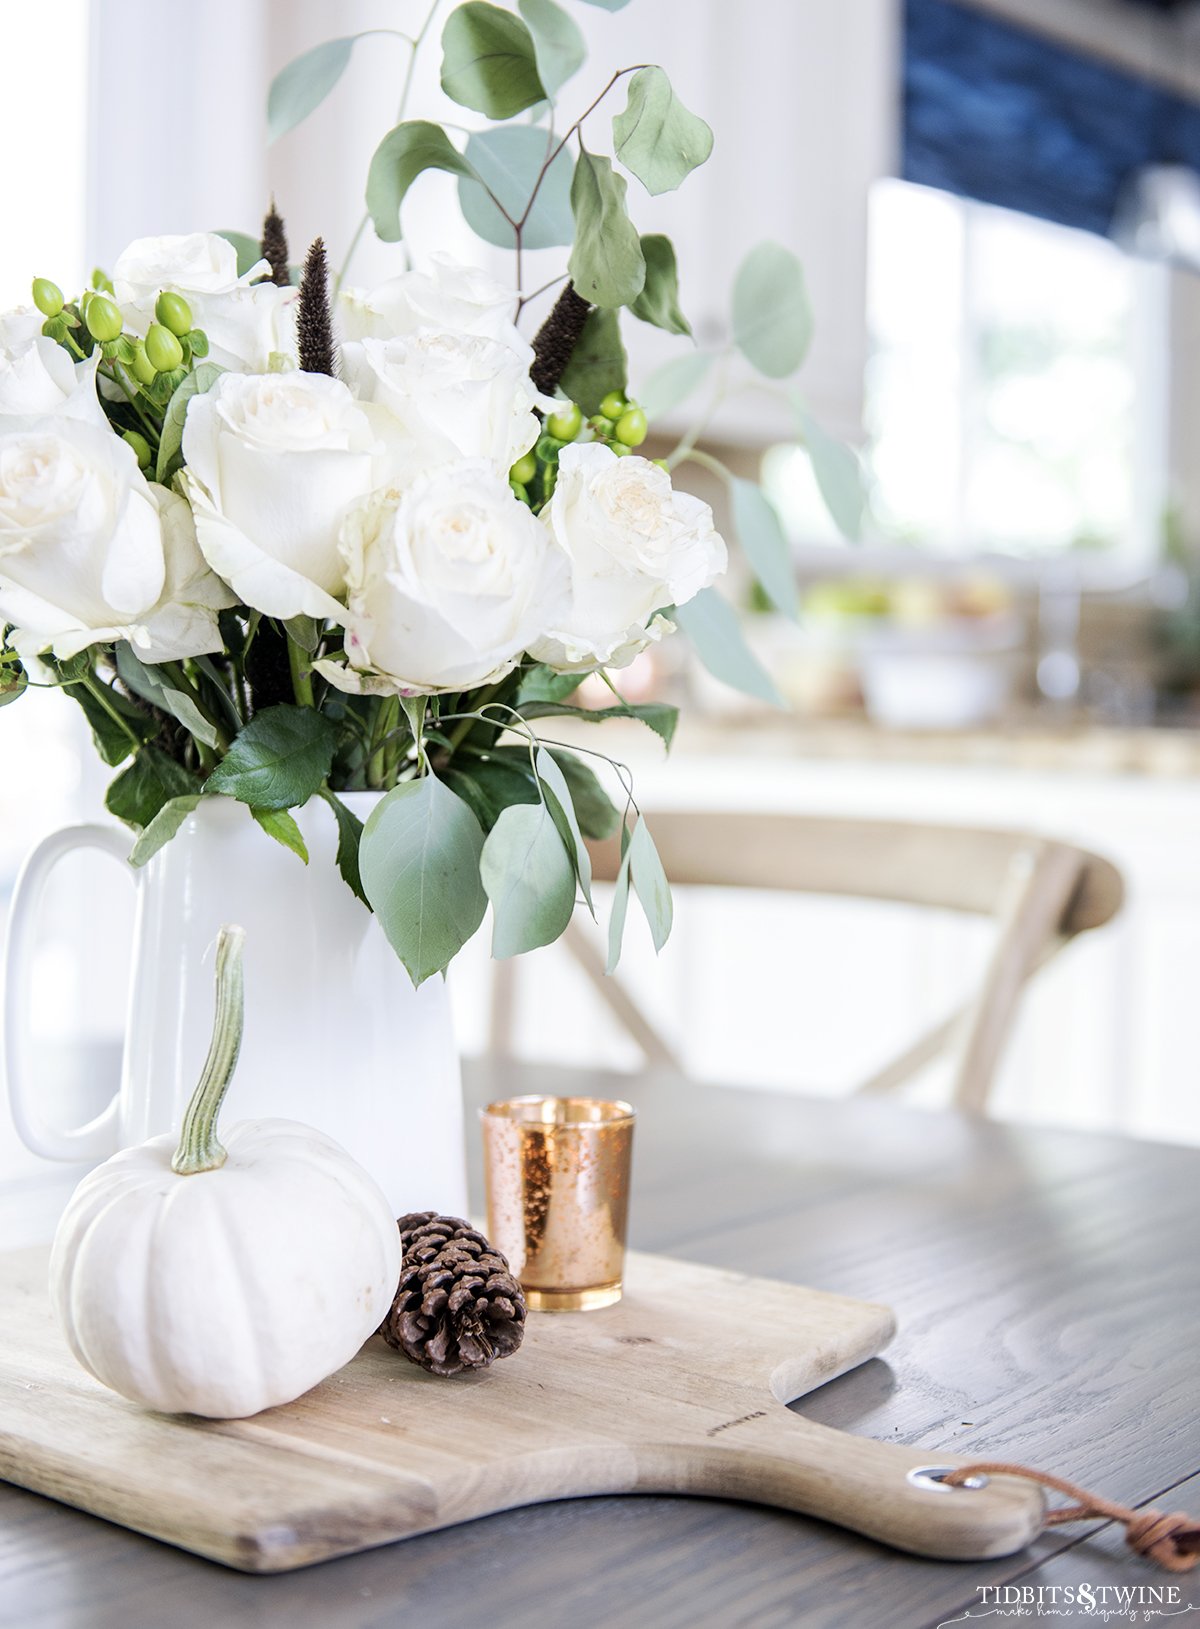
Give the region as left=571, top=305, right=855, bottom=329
left=0, top=417, right=232, bottom=662
left=181, top=371, right=381, bottom=620
left=113, top=232, right=295, bottom=372
left=338, top=254, right=524, bottom=352
left=315, top=461, right=567, bottom=696
left=341, top=329, right=543, bottom=481
left=0, top=311, right=106, bottom=424
left=529, top=443, right=727, bottom=671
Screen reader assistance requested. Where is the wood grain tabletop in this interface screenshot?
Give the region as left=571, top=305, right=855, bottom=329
left=2, top=1057, right=1198, bottom=1629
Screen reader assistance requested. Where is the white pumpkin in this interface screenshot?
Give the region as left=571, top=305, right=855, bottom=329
left=49, top=925, right=402, bottom=1418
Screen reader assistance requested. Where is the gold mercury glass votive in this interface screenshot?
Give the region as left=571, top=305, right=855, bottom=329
left=480, top=1096, right=635, bottom=1311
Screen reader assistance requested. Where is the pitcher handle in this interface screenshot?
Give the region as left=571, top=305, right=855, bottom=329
left=3, top=823, right=133, bottom=1161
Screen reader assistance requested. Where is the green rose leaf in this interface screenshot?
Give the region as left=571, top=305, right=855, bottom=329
left=638, top=350, right=713, bottom=420
left=319, top=787, right=368, bottom=906
left=481, top=800, right=576, bottom=958
left=360, top=775, right=488, bottom=984
left=114, top=643, right=221, bottom=751
left=106, top=746, right=201, bottom=831
left=517, top=0, right=585, bottom=97
left=516, top=699, right=678, bottom=748
left=443, top=753, right=540, bottom=833
left=215, top=231, right=263, bottom=279
left=515, top=665, right=581, bottom=706
left=629, top=234, right=691, bottom=336
left=613, top=66, right=713, bottom=196
left=568, top=151, right=645, bottom=309
left=60, top=670, right=157, bottom=767
left=458, top=125, right=574, bottom=251
left=673, top=589, right=785, bottom=707
left=628, top=816, right=672, bottom=952
left=0, top=650, right=27, bottom=709
left=794, top=399, right=865, bottom=542
left=268, top=36, right=357, bottom=145
left=559, top=307, right=628, bottom=415
left=546, top=749, right=619, bottom=840
left=128, top=794, right=202, bottom=867
left=535, top=746, right=593, bottom=913
left=204, top=704, right=337, bottom=810
left=732, top=242, right=813, bottom=379
left=156, top=362, right=224, bottom=484
left=367, top=121, right=477, bottom=244
left=440, top=2, right=546, bottom=119
left=251, top=806, right=309, bottom=864
left=731, top=477, right=798, bottom=619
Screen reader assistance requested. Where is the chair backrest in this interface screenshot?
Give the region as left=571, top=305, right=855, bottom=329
left=523, top=813, right=1122, bottom=1114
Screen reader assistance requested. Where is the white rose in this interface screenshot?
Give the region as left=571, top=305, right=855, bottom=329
left=529, top=443, right=727, bottom=671
left=0, top=311, right=106, bottom=424
left=0, top=417, right=232, bottom=662
left=338, top=254, right=524, bottom=352
left=113, top=232, right=295, bottom=372
left=181, top=371, right=382, bottom=620
left=315, top=461, right=567, bottom=696
left=341, top=329, right=543, bottom=480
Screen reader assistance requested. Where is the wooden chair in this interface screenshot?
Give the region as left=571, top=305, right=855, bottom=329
left=490, top=813, right=1124, bottom=1114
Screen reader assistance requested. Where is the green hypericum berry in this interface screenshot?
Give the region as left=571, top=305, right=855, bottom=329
left=510, top=452, right=537, bottom=485
left=610, top=442, right=631, bottom=457
left=31, top=278, right=63, bottom=318
left=84, top=295, right=123, bottom=343
left=598, top=391, right=627, bottom=422
left=615, top=406, right=648, bottom=448
left=130, top=342, right=157, bottom=386
left=652, top=458, right=670, bottom=471
left=509, top=479, right=529, bottom=503
left=122, top=430, right=152, bottom=470
left=590, top=415, right=615, bottom=438
left=144, top=323, right=184, bottom=372
left=155, top=291, right=192, bottom=336
left=546, top=402, right=583, bottom=442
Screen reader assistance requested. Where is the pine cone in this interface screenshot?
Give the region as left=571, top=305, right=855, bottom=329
left=379, top=1212, right=526, bottom=1377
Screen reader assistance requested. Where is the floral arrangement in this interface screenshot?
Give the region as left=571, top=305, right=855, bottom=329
left=0, top=0, right=854, bottom=984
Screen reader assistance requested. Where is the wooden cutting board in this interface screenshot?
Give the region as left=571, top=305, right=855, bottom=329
left=0, top=1246, right=1044, bottom=1572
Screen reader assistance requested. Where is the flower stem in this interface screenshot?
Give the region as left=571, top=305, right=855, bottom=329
left=287, top=635, right=314, bottom=708
left=171, top=925, right=245, bottom=1176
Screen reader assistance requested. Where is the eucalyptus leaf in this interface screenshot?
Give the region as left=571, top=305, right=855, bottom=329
left=128, top=794, right=201, bottom=867
left=577, top=0, right=632, bottom=8
left=795, top=401, right=866, bottom=542
left=156, top=363, right=224, bottom=484
left=114, top=644, right=221, bottom=750
left=517, top=0, right=585, bottom=96
left=628, top=817, right=672, bottom=951
left=268, top=36, right=357, bottom=145
left=629, top=234, right=690, bottom=335
left=674, top=589, right=785, bottom=707
left=458, top=125, right=574, bottom=250
left=731, top=478, right=798, bottom=618
left=568, top=151, right=645, bottom=309
left=535, top=746, right=593, bottom=913
left=283, top=614, right=320, bottom=655
left=106, top=746, right=200, bottom=831
left=215, top=231, right=263, bottom=278
left=516, top=699, right=677, bottom=747
left=480, top=801, right=576, bottom=958
left=440, top=2, right=546, bottom=119
left=558, top=307, right=627, bottom=415
left=360, top=775, right=488, bottom=984
left=546, top=749, right=619, bottom=840
left=319, top=786, right=368, bottom=905
left=366, top=122, right=477, bottom=244
left=732, top=242, right=812, bottom=378
left=638, top=350, right=713, bottom=420
left=606, top=833, right=633, bottom=974
left=204, top=705, right=337, bottom=810
left=613, top=66, right=713, bottom=196
left=251, top=805, right=309, bottom=863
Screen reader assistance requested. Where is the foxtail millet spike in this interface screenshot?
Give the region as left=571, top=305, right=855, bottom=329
left=530, top=282, right=591, bottom=397
left=297, top=237, right=336, bottom=377
left=260, top=200, right=290, bottom=288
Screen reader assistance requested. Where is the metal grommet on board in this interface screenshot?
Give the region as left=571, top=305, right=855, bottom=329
left=907, top=1464, right=991, bottom=1493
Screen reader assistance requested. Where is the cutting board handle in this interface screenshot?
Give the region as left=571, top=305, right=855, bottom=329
left=634, top=1411, right=1046, bottom=1561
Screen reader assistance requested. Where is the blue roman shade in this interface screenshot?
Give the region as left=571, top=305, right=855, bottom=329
left=903, top=0, right=1200, bottom=237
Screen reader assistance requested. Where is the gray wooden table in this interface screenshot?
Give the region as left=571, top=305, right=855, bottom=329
left=2, top=1058, right=1198, bottom=1629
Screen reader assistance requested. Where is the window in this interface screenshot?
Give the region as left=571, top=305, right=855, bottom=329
left=862, top=178, right=1168, bottom=566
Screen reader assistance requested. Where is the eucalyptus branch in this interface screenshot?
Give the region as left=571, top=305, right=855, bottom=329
left=665, top=349, right=732, bottom=468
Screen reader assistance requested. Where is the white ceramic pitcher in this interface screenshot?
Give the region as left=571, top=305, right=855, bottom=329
left=3, top=793, right=467, bottom=1217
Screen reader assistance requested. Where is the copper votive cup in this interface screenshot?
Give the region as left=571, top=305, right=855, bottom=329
left=480, top=1096, right=635, bottom=1311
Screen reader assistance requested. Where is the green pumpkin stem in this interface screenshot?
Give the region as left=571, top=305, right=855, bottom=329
left=171, top=925, right=245, bottom=1175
